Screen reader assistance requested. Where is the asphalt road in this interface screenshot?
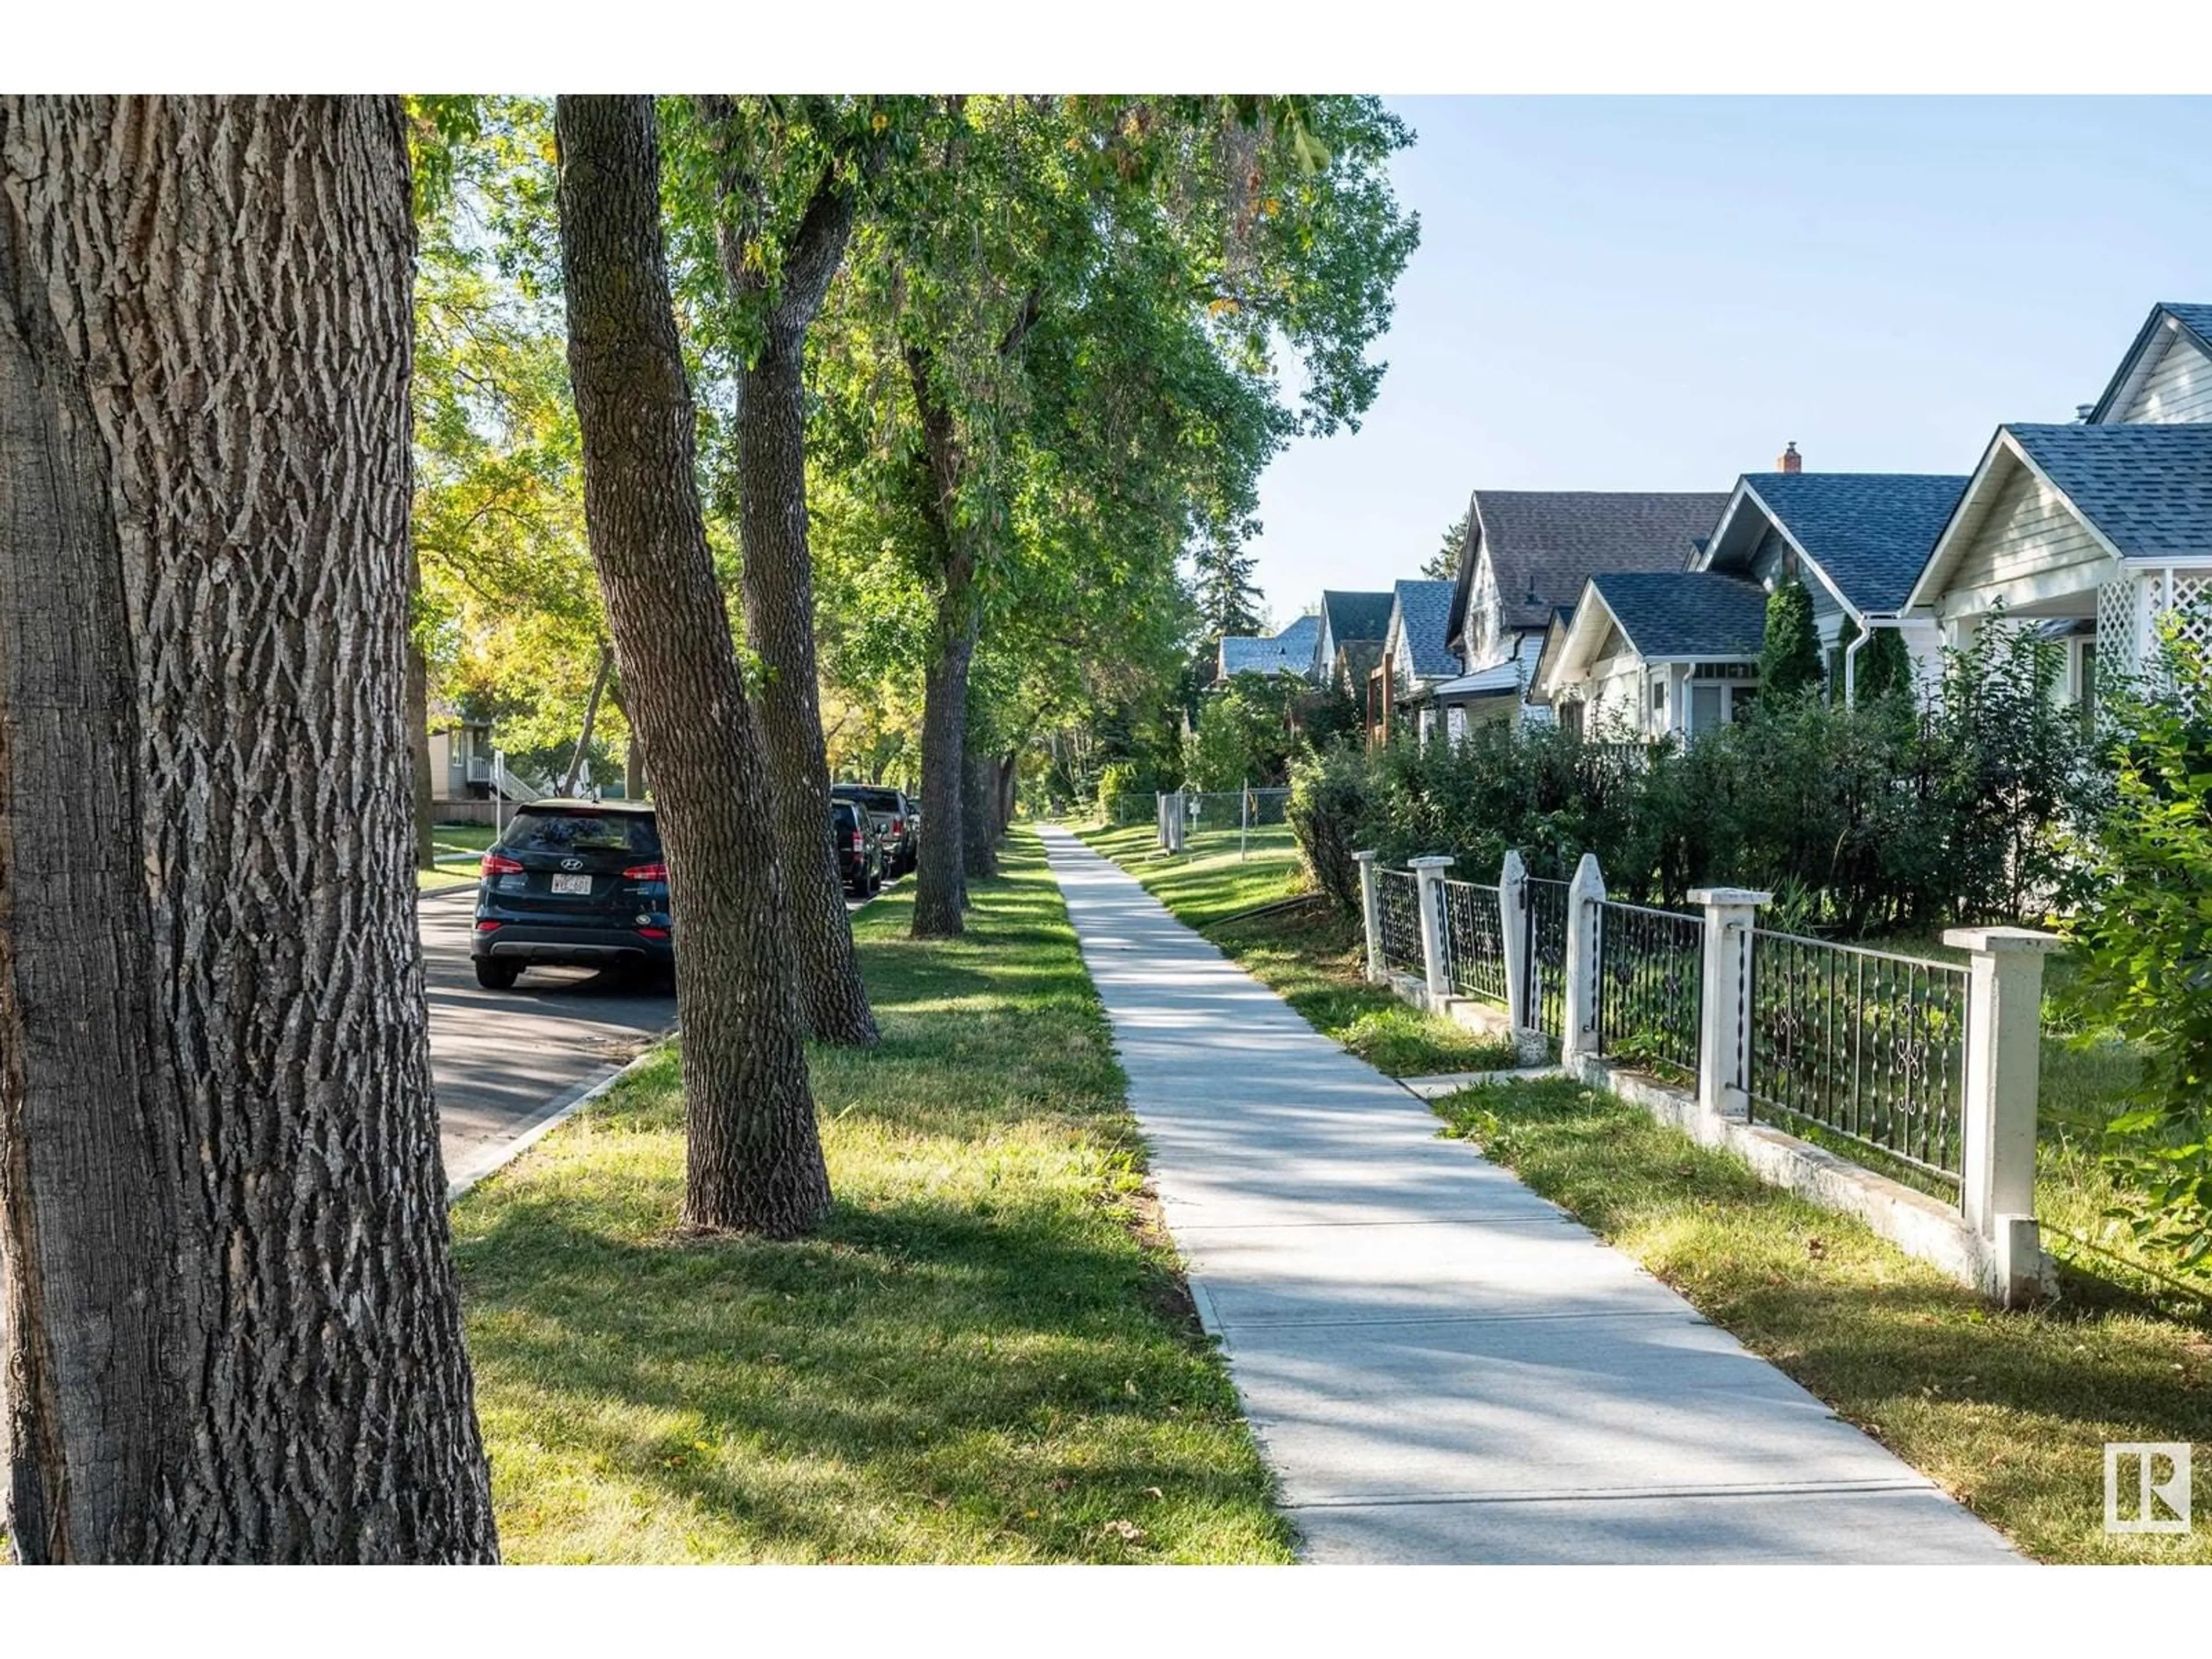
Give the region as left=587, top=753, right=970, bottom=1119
left=423, top=868, right=897, bottom=1194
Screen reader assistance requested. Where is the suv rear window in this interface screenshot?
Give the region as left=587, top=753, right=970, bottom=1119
left=503, top=808, right=660, bottom=857
left=836, top=787, right=904, bottom=813
left=831, top=801, right=862, bottom=831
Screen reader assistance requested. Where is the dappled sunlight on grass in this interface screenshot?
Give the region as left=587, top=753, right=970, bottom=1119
left=453, top=832, right=1291, bottom=1563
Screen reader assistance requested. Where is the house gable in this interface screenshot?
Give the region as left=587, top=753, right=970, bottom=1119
left=1911, top=438, right=2116, bottom=619
left=2091, top=302, right=2212, bottom=426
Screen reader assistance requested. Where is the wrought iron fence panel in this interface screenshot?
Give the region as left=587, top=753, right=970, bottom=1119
left=1441, top=879, right=1509, bottom=1006
left=1595, top=899, right=1703, bottom=1084
left=1746, top=929, right=1969, bottom=1187
left=1378, top=869, right=1425, bottom=975
left=1520, top=877, right=1569, bottom=1039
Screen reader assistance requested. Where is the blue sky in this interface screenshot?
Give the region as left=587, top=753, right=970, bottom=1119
left=1243, top=96, right=2212, bottom=627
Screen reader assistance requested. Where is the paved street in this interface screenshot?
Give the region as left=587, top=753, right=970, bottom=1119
left=422, top=868, right=895, bottom=1195
left=420, top=885, right=675, bottom=1194
left=1037, top=825, right=2018, bottom=1565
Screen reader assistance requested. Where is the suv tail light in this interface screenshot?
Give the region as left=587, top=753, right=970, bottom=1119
left=891, top=817, right=905, bottom=833
left=851, top=832, right=865, bottom=852
left=481, top=853, right=523, bottom=876
left=623, top=861, right=668, bottom=882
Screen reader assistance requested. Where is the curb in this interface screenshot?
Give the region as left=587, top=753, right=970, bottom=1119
left=444, top=1032, right=675, bottom=1204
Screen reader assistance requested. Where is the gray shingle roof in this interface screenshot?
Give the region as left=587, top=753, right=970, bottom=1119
left=1392, top=579, right=1459, bottom=679
left=1320, top=589, right=1395, bottom=647
left=1590, top=573, right=1768, bottom=660
left=1475, top=491, right=1733, bottom=630
left=1217, top=613, right=1321, bottom=680
left=2008, top=422, right=2212, bottom=556
left=1741, top=472, right=1968, bottom=615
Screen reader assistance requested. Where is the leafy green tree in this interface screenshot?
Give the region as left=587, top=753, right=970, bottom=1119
left=407, top=96, right=633, bottom=808
left=821, top=96, right=1416, bottom=937
left=1759, top=578, right=1825, bottom=698
left=1421, top=509, right=1468, bottom=582
left=1195, top=527, right=1266, bottom=641
left=1832, top=613, right=1914, bottom=704
left=1188, top=673, right=1302, bottom=790
left=2062, top=626, right=2212, bottom=1278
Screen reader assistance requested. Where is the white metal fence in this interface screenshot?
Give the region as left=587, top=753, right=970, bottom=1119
left=1354, top=845, right=2060, bottom=1304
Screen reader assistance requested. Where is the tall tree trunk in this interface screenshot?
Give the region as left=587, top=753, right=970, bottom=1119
left=997, top=751, right=1017, bottom=834
left=707, top=137, right=876, bottom=1046
left=912, top=597, right=975, bottom=935
left=406, top=544, right=438, bottom=870
left=560, top=642, right=612, bottom=797
left=962, top=740, right=999, bottom=881
left=904, top=343, right=979, bottom=938
left=0, top=94, right=496, bottom=1562
left=554, top=93, right=829, bottom=1236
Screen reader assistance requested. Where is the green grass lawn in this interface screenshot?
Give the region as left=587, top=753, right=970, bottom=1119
left=1428, top=1074, right=2212, bottom=1563
left=434, top=821, right=502, bottom=853
left=1078, top=821, right=1516, bottom=1077
left=452, top=828, right=1293, bottom=1563
left=418, top=866, right=478, bottom=892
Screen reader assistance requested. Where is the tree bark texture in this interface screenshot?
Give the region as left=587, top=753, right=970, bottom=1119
left=961, top=740, right=999, bottom=882
left=712, top=151, right=876, bottom=1046
left=554, top=94, right=830, bottom=1237
left=0, top=95, right=497, bottom=1562
left=406, top=543, right=437, bottom=870
left=903, top=346, right=977, bottom=938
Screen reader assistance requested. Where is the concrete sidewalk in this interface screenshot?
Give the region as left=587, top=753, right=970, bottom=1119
left=1039, top=826, right=2017, bottom=1565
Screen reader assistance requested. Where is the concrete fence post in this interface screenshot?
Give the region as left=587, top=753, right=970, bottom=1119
left=1166, top=791, right=1187, bottom=854
left=1944, top=925, right=2063, bottom=1306
left=1689, top=887, right=1771, bottom=1123
left=1354, top=850, right=1384, bottom=984
left=1156, top=791, right=1168, bottom=851
left=1560, top=853, right=1606, bottom=1058
left=1410, top=854, right=1455, bottom=1004
left=1499, top=849, right=1531, bottom=1035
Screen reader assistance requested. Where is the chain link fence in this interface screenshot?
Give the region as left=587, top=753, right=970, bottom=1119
left=1154, top=787, right=1293, bottom=859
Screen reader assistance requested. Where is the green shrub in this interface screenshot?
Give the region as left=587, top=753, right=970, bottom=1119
left=1286, top=623, right=2097, bottom=935
left=1759, top=578, right=1825, bottom=698
left=2061, top=626, right=2212, bottom=1278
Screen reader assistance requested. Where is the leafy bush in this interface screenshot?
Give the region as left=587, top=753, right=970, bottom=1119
left=1288, top=620, right=2097, bottom=936
left=1185, top=671, right=1302, bottom=791
left=1759, top=578, right=1825, bottom=698
left=2061, top=626, right=2212, bottom=1278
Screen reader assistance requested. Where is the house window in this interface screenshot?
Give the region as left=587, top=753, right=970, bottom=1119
left=1688, top=683, right=1725, bottom=737
left=1446, top=705, right=1467, bottom=745
left=1560, top=698, right=1585, bottom=741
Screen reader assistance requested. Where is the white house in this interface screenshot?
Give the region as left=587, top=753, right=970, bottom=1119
left=1536, top=571, right=1768, bottom=740
left=1370, top=578, right=1458, bottom=743
left=1434, top=488, right=1729, bottom=738
left=1907, top=303, right=2212, bottom=704
left=1537, top=454, right=1971, bottom=733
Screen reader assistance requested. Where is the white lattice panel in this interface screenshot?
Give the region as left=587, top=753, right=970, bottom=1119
left=2169, top=573, right=2212, bottom=656
left=2097, top=575, right=2144, bottom=687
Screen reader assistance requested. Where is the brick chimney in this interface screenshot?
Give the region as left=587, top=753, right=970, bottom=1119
left=1777, top=441, right=1802, bottom=474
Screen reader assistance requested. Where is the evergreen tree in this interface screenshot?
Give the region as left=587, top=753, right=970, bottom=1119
left=1831, top=612, right=1914, bottom=704
left=1421, top=509, right=1469, bottom=582
left=1760, top=578, right=1825, bottom=698
left=1195, top=529, right=1267, bottom=641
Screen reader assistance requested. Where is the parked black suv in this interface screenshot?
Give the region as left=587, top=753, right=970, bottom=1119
left=834, top=798, right=884, bottom=899
left=471, top=800, right=671, bottom=990
left=831, top=782, right=918, bottom=877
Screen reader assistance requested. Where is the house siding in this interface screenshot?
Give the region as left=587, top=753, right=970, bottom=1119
left=2119, top=332, right=2212, bottom=426
left=1939, top=464, right=2112, bottom=611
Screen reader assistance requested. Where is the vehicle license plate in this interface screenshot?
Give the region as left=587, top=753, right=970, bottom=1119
left=551, top=873, right=593, bottom=896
